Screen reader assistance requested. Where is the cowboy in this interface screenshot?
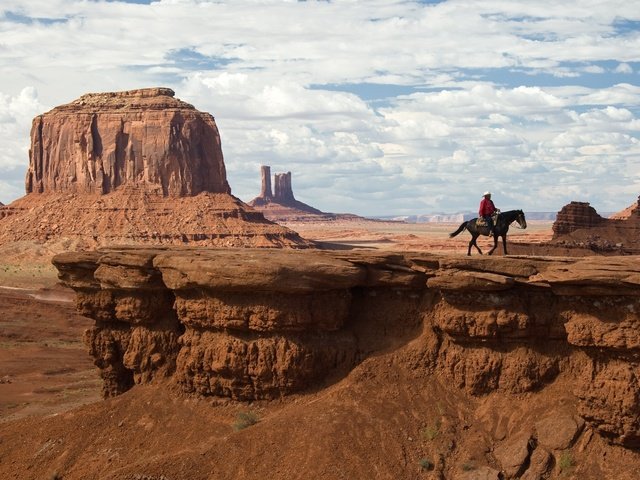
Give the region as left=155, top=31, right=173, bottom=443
left=479, top=191, right=497, bottom=234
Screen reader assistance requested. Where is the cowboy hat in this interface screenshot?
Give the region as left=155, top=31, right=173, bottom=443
left=482, top=191, right=491, bottom=197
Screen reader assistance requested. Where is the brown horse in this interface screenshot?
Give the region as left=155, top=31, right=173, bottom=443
left=449, top=209, right=527, bottom=255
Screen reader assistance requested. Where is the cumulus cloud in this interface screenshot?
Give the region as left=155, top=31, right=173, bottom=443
left=0, top=87, right=44, bottom=202
left=0, top=0, right=638, bottom=213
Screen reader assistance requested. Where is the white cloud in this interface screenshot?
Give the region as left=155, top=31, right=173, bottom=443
left=614, top=62, right=633, bottom=74
left=0, top=0, right=638, bottom=214
left=0, top=87, right=44, bottom=202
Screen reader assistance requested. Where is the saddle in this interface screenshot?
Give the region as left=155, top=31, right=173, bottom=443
left=475, top=212, right=500, bottom=228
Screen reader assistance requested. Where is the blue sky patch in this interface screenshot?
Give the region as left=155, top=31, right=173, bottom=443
left=309, top=82, right=422, bottom=101
left=4, top=11, right=68, bottom=25
left=165, top=48, right=236, bottom=71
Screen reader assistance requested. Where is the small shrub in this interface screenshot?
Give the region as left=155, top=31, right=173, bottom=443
left=233, top=411, right=259, bottom=431
left=558, top=450, right=574, bottom=472
left=462, top=462, right=475, bottom=471
left=421, top=419, right=441, bottom=441
left=419, top=458, right=434, bottom=471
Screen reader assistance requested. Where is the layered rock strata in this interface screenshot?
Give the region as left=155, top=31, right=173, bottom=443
left=552, top=198, right=640, bottom=251
left=0, top=89, right=309, bottom=250
left=26, top=87, right=229, bottom=196
left=552, top=202, right=605, bottom=236
left=55, top=248, right=640, bottom=451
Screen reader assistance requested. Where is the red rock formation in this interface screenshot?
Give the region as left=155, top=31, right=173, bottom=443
left=274, top=171, right=295, bottom=203
left=610, top=195, right=640, bottom=220
left=26, top=87, right=230, bottom=196
left=552, top=201, right=604, bottom=236
left=0, top=89, right=311, bottom=253
left=259, top=165, right=273, bottom=202
left=55, top=248, right=640, bottom=453
left=552, top=198, right=640, bottom=251
left=249, top=165, right=345, bottom=221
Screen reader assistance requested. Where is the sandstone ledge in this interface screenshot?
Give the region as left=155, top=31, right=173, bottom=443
left=53, top=248, right=640, bottom=448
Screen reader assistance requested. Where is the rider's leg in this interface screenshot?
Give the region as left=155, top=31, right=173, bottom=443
left=485, top=216, right=495, bottom=235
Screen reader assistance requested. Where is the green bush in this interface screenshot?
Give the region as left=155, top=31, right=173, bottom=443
left=558, top=450, right=574, bottom=472
left=419, top=458, right=434, bottom=471
left=462, top=462, right=475, bottom=471
left=233, top=411, right=259, bottom=431
left=421, top=419, right=441, bottom=441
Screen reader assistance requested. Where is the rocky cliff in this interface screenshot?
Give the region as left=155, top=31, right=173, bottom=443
left=552, top=199, right=640, bottom=251
left=552, top=202, right=605, bottom=236
left=26, top=87, right=230, bottom=196
left=54, top=247, right=640, bottom=462
left=0, top=89, right=309, bottom=253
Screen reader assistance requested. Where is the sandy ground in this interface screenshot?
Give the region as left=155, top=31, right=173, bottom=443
left=287, top=219, right=555, bottom=253
left=0, top=285, right=101, bottom=424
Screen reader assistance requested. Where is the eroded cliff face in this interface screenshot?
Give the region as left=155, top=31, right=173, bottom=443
left=26, top=87, right=229, bottom=196
left=0, top=89, right=310, bottom=251
left=54, top=248, right=640, bottom=457
left=552, top=202, right=605, bottom=236
left=552, top=199, right=640, bottom=251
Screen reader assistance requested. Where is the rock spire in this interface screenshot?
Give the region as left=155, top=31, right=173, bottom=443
left=249, top=165, right=323, bottom=216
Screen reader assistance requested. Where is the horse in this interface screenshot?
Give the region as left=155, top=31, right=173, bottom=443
left=449, top=209, right=527, bottom=256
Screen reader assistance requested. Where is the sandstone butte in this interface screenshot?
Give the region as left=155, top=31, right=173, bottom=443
left=248, top=165, right=364, bottom=222
left=0, top=88, right=309, bottom=255
left=551, top=197, right=640, bottom=253
left=1, top=248, right=636, bottom=479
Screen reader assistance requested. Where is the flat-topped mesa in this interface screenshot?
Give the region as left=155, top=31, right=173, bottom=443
left=552, top=201, right=605, bottom=236
left=25, top=87, right=230, bottom=196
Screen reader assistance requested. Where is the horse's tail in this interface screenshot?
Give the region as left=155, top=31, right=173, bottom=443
left=449, top=221, right=467, bottom=238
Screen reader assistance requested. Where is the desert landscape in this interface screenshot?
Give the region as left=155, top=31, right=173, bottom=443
left=0, top=85, right=639, bottom=480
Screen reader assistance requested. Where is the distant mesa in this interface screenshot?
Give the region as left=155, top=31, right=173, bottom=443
left=0, top=88, right=310, bottom=255
left=551, top=197, right=640, bottom=252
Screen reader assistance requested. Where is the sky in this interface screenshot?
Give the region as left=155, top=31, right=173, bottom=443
left=1, top=0, right=639, bottom=216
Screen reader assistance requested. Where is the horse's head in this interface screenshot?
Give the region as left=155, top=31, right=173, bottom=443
left=516, top=210, right=527, bottom=229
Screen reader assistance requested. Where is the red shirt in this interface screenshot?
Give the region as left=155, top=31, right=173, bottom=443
left=479, top=198, right=496, bottom=217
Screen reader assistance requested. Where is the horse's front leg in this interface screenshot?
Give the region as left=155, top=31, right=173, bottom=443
left=469, top=234, right=483, bottom=255
left=487, top=233, right=498, bottom=255
left=502, top=234, right=508, bottom=255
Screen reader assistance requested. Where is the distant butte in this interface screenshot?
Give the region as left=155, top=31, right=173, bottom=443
left=248, top=165, right=365, bottom=222
left=0, top=88, right=310, bottom=255
left=551, top=196, right=640, bottom=252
